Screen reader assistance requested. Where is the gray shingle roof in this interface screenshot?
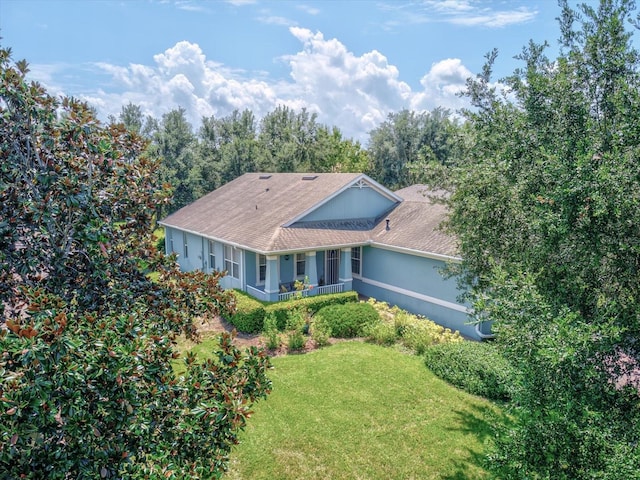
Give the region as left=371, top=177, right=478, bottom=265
left=160, top=174, right=459, bottom=258
left=373, top=185, right=459, bottom=258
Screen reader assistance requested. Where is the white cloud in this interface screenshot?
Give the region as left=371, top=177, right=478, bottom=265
left=382, top=1, right=537, bottom=29
left=257, top=15, right=296, bottom=26
left=297, top=4, right=320, bottom=15
left=411, top=58, right=473, bottom=113
left=30, top=30, right=480, bottom=143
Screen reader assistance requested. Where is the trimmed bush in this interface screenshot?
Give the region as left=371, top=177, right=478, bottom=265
left=311, top=319, right=331, bottom=347
left=423, top=341, right=518, bottom=402
left=228, top=291, right=266, bottom=333
left=315, top=302, right=380, bottom=338
left=265, top=291, right=359, bottom=331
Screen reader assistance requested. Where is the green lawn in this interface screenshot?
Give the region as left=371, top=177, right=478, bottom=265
left=223, top=341, right=502, bottom=479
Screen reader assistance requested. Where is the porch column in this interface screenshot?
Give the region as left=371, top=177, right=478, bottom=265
left=265, top=255, right=279, bottom=301
left=305, top=251, right=318, bottom=287
left=339, top=247, right=353, bottom=291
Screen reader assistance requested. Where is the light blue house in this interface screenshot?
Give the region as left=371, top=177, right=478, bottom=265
left=159, top=173, right=490, bottom=339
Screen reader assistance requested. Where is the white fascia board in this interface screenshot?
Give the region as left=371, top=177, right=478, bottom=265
left=370, top=241, right=462, bottom=263
left=161, top=225, right=253, bottom=252
left=283, top=174, right=402, bottom=227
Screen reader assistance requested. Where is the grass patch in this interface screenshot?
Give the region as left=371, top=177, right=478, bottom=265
left=224, top=342, right=502, bottom=479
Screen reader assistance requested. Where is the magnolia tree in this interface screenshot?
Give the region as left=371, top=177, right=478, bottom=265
left=0, top=46, right=271, bottom=479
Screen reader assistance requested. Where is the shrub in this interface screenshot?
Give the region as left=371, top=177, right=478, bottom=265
left=364, top=298, right=462, bottom=353
left=263, top=312, right=281, bottom=350
left=311, top=318, right=332, bottom=347
left=229, top=291, right=265, bottom=333
left=286, top=308, right=307, bottom=351
left=364, top=321, right=397, bottom=346
left=423, top=341, right=518, bottom=402
left=400, top=319, right=462, bottom=355
left=315, top=302, right=380, bottom=338
left=265, top=291, right=360, bottom=331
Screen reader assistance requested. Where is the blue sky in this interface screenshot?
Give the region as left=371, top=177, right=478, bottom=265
left=1, top=0, right=611, bottom=143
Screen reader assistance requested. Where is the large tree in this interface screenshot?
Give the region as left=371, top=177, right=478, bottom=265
left=0, top=47, right=271, bottom=479
left=430, top=1, right=640, bottom=478
left=153, top=107, right=199, bottom=213
left=367, top=108, right=459, bottom=189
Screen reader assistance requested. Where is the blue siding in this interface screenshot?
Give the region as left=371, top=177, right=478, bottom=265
left=301, top=186, right=396, bottom=222
left=362, top=247, right=460, bottom=304
left=245, top=251, right=257, bottom=286
left=165, top=228, right=205, bottom=273
left=354, top=246, right=479, bottom=339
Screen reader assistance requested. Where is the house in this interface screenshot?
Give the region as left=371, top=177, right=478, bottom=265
left=159, top=172, right=491, bottom=340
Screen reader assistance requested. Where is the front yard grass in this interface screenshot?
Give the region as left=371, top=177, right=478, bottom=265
left=221, top=341, right=503, bottom=479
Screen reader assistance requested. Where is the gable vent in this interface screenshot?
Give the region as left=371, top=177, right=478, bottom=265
left=259, top=175, right=272, bottom=180
left=302, top=175, right=318, bottom=181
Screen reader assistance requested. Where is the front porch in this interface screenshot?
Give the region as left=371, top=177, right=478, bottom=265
left=243, top=248, right=354, bottom=302
left=246, top=282, right=346, bottom=302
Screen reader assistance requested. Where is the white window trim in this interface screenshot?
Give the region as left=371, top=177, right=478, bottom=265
left=295, top=253, right=306, bottom=279
left=208, top=240, right=216, bottom=271
left=224, top=245, right=240, bottom=279
left=257, top=254, right=267, bottom=286
left=351, top=246, right=362, bottom=278
left=183, top=232, right=188, bottom=258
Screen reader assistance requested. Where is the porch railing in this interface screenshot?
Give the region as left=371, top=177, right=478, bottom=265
left=278, top=288, right=310, bottom=302
left=278, top=283, right=344, bottom=301
left=315, top=283, right=344, bottom=296
left=246, top=285, right=269, bottom=302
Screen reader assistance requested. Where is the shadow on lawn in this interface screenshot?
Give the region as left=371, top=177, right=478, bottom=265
left=441, top=403, right=512, bottom=480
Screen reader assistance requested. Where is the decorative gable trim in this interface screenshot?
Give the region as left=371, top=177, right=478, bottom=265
left=283, top=174, right=402, bottom=227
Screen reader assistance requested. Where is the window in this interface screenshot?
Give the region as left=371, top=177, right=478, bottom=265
left=208, top=240, right=216, bottom=270
left=168, top=231, right=175, bottom=253
left=258, top=254, right=267, bottom=284
left=351, top=247, right=361, bottom=276
left=224, top=245, right=240, bottom=279
left=296, top=253, right=306, bottom=278
left=183, top=232, right=188, bottom=258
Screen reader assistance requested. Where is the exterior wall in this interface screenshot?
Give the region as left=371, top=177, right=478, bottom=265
left=245, top=250, right=258, bottom=287
left=165, top=227, right=205, bottom=273
left=300, top=186, right=396, bottom=222
left=352, top=245, right=481, bottom=339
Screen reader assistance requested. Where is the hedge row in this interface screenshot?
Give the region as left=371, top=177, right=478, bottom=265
left=228, top=290, right=359, bottom=333
left=423, top=341, right=518, bottom=402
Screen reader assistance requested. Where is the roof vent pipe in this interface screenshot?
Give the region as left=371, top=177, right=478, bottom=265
left=385, top=218, right=390, bottom=231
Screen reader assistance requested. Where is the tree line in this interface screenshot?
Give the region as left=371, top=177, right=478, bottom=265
left=110, top=103, right=460, bottom=214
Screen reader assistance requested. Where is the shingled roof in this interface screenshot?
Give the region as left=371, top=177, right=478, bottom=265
left=374, top=185, right=459, bottom=259
left=159, top=173, right=459, bottom=258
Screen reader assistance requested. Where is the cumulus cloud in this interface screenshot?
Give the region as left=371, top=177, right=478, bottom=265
left=40, top=30, right=479, bottom=143
left=411, top=58, right=473, bottom=112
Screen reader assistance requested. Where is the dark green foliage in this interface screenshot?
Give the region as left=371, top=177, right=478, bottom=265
left=265, top=291, right=359, bottom=331
left=423, top=341, right=517, bottom=402
left=315, top=302, right=380, bottom=338
left=228, top=291, right=267, bottom=333
left=424, top=1, right=640, bottom=478
left=367, top=108, right=460, bottom=189
left=0, top=48, right=271, bottom=479
left=227, top=291, right=359, bottom=333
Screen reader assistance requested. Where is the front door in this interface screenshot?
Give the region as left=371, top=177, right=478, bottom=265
left=325, top=249, right=340, bottom=285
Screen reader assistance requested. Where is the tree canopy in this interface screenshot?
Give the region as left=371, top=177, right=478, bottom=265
left=426, top=1, right=640, bottom=477
left=0, top=46, right=271, bottom=479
